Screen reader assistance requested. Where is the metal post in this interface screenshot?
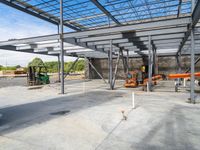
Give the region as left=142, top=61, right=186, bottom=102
left=176, top=53, right=181, bottom=85
left=192, top=0, right=195, bottom=12
left=178, top=52, right=182, bottom=73
left=190, top=28, right=195, bottom=103
left=57, top=55, right=61, bottom=82
left=60, top=0, right=64, bottom=94
left=190, top=0, right=195, bottom=103
left=108, top=52, right=110, bottom=83
left=120, top=49, right=127, bottom=74
left=148, top=35, right=152, bottom=92
left=57, top=25, right=60, bottom=37
left=112, top=51, right=120, bottom=89
left=109, top=40, right=113, bottom=90
left=127, top=50, right=129, bottom=73
left=154, top=48, right=158, bottom=75
left=152, top=47, right=155, bottom=75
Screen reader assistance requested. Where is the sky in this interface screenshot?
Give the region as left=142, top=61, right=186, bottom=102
left=0, top=3, right=76, bottom=67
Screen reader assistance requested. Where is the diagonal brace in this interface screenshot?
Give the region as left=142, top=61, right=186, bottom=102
left=64, top=57, right=79, bottom=78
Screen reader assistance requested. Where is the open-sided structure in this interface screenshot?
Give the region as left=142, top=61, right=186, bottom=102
left=0, top=0, right=200, bottom=103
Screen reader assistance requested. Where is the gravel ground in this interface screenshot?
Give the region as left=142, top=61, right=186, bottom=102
left=0, top=79, right=200, bottom=150
left=0, top=77, right=27, bottom=88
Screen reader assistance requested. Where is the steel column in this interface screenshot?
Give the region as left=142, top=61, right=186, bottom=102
left=175, top=53, right=182, bottom=85
left=190, top=0, right=195, bottom=103
left=108, top=15, right=111, bottom=85
left=60, top=0, right=64, bottom=94
left=57, top=55, right=61, bottom=82
left=112, top=52, right=120, bottom=89
left=148, top=35, right=152, bottom=92
left=57, top=25, right=61, bottom=82
left=109, top=40, right=113, bottom=90
left=178, top=52, right=182, bottom=73
left=154, top=48, right=158, bottom=75
left=190, top=28, right=195, bottom=103
left=176, top=52, right=182, bottom=73
left=192, top=0, right=195, bottom=11
left=120, top=49, right=127, bottom=74
left=127, top=50, right=129, bottom=73
left=108, top=52, right=110, bottom=83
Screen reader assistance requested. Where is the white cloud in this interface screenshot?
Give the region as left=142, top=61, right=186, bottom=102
left=0, top=51, right=55, bottom=66
left=0, top=4, right=76, bottom=67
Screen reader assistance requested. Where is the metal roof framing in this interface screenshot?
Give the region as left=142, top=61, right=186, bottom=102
left=90, top=0, right=121, bottom=25
left=0, top=0, right=81, bottom=31
left=177, top=0, right=200, bottom=55
left=0, top=0, right=199, bottom=58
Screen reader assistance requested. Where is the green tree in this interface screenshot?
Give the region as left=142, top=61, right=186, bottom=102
left=28, top=57, right=44, bottom=67
left=74, top=59, right=85, bottom=71
left=0, top=65, right=3, bottom=71
left=26, top=59, right=85, bottom=73
left=44, top=61, right=58, bottom=73
left=15, top=65, right=21, bottom=68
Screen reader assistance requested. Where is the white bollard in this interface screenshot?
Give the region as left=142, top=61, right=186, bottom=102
left=132, top=92, right=135, bottom=109
left=147, top=82, right=149, bottom=92
left=183, top=78, right=186, bottom=87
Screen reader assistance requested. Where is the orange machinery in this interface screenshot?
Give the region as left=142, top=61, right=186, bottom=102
left=124, top=71, right=163, bottom=88
left=168, top=72, right=200, bottom=92
left=168, top=72, right=200, bottom=79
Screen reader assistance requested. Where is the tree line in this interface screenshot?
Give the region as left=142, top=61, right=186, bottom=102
left=0, top=58, right=85, bottom=73
left=44, top=59, right=85, bottom=73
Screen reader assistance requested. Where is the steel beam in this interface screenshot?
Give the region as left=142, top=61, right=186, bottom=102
left=0, top=45, right=16, bottom=50
left=153, top=39, right=182, bottom=44
left=90, top=0, right=120, bottom=25
left=80, top=27, right=187, bottom=43
left=80, top=33, right=185, bottom=43
left=0, top=45, right=58, bottom=56
left=0, top=18, right=190, bottom=46
left=64, top=38, right=106, bottom=53
left=177, top=0, right=200, bottom=54
left=87, top=39, right=129, bottom=46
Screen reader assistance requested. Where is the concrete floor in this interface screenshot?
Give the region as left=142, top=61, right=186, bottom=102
left=0, top=78, right=200, bottom=150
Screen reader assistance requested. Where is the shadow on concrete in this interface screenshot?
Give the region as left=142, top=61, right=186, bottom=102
left=131, top=106, right=197, bottom=150
left=0, top=90, right=123, bottom=135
